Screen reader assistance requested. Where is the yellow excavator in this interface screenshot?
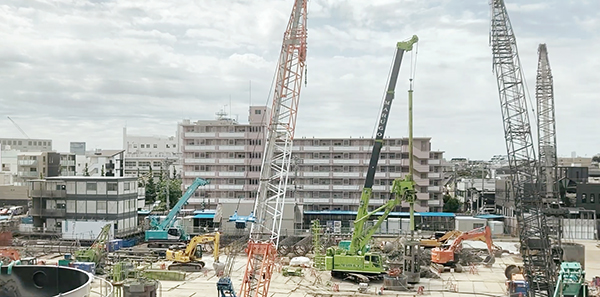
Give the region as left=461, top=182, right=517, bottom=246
left=165, top=232, right=220, bottom=272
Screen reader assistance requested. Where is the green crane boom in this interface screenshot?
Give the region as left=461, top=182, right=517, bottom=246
left=325, top=36, right=418, bottom=279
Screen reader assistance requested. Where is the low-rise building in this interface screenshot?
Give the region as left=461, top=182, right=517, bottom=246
left=28, top=176, right=139, bottom=238
left=75, top=150, right=124, bottom=177
left=16, top=152, right=76, bottom=185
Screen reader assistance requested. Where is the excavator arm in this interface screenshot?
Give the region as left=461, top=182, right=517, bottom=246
left=431, top=226, right=495, bottom=266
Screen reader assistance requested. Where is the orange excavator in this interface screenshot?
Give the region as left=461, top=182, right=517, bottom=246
left=431, top=226, right=495, bottom=273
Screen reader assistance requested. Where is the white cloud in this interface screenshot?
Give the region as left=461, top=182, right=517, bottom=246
left=0, top=0, right=598, bottom=160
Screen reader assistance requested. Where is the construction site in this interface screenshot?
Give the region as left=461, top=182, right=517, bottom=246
left=0, top=0, right=598, bottom=297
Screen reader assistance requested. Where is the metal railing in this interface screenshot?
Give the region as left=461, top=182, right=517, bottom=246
left=90, top=276, right=114, bottom=297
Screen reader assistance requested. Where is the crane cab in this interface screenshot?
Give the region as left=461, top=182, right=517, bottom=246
left=324, top=247, right=384, bottom=277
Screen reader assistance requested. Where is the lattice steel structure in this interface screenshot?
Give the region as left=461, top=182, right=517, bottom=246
left=536, top=44, right=559, bottom=204
left=489, top=1, right=556, bottom=296
left=240, top=0, right=308, bottom=297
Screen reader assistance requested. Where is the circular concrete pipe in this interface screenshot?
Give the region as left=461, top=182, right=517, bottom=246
left=0, top=265, right=92, bottom=297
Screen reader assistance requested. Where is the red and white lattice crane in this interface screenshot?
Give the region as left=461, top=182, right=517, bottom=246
left=239, top=1, right=308, bottom=297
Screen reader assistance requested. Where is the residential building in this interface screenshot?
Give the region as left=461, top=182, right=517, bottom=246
left=180, top=106, right=269, bottom=206
left=0, top=149, right=18, bottom=185
left=180, top=106, right=444, bottom=212
left=122, top=128, right=181, bottom=178
left=16, top=152, right=76, bottom=185
left=28, top=176, right=139, bottom=237
left=75, top=149, right=124, bottom=177
left=0, top=138, right=52, bottom=152
left=70, top=142, right=86, bottom=155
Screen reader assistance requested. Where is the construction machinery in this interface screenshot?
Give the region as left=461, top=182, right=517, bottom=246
left=506, top=265, right=530, bottom=297
left=431, top=226, right=495, bottom=273
left=553, top=262, right=587, bottom=297
left=324, top=36, right=418, bottom=280
left=490, top=1, right=557, bottom=296
left=165, top=232, right=220, bottom=272
left=145, top=177, right=209, bottom=248
left=236, top=0, right=308, bottom=296
left=0, top=248, right=20, bottom=264
left=74, top=223, right=111, bottom=273
left=420, top=230, right=463, bottom=248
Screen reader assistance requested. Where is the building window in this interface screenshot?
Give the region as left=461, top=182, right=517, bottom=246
left=591, top=194, right=596, bottom=204
left=124, top=182, right=131, bottom=191
left=582, top=193, right=587, bottom=203
left=86, top=183, right=97, bottom=191
left=255, top=109, right=261, bottom=114
left=107, top=182, right=118, bottom=191
left=153, top=144, right=158, bottom=148
left=97, top=201, right=107, bottom=213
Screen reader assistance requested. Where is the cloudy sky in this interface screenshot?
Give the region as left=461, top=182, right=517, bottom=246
left=0, top=0, right=598, bottom=160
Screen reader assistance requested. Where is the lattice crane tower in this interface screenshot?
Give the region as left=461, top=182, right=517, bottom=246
left=489, top=1, right=556, bottom=296
left=239, top=0, right=308, bottom=297
left=536, top=44, right=559, bottom=204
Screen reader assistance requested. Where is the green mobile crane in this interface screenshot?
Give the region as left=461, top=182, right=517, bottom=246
left=324, top=36, right=418, bottom=279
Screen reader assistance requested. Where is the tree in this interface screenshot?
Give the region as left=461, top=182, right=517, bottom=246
left=145, top=166, right=157, bottom=204
left=442, top=194, right=461, bottom=213
left=101, top=165, right=105, bottom=177
left=168, top=178, right=183, bottom=209
left=593, top=155, right=600, bottom=163
left=84, top=163, right=90, bottom=176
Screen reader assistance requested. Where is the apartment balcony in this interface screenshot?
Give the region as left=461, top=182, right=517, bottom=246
left=219, top=172, right=245, bottom=177
left=428, top=186, right=441, bottom=192
left=184, top=132, right=216, bottom=138
left=184, top=158, right=216, bottom=164
left=332, top=146, right=360, bottom=151
left=184, top=171, right=217, bottom=177
left=217, top=146, right=245, bottom=151
left=372, top=185, right=388, bottom=191
left=303, top=198, right=330, bottom=204
left=29, top=208, right=66, bottom=217
left=332, top=172, right=360, bottom=178
left=302, top=159, right=330, bottom=165
left=412, top=164, right=429, bottom=172
left=300, top=146, right=331, bottom=151
left=302, top=185, right=330, bottom=190
left=219, top=185, right=244, bottom=190
left=60, top=160, right=75, bottom=166
left=302, top=172, right=330, bottom=177
left=416, top=193, right=429, bottom=200
left=217, top=159, right=245, bottom=164
left=18, top=171, right=39, bottom=177
left=217, top=132, right=245, bottom=138
left=31, top=189, right=66, bottom=198
left=332, top=185, right=359, bottom=191
left=18, top=160, right=38, bottom=166
left=428, top=199, right=442, bottom=206
left=389, top=172, right=404, bottom=178
left=184, top=145, right=216, bottom=151
left=387, top=146, right=403, bottom=151
left=332, top=159, right=360, bottom=164
left=428, top=172, right=441, bottom=178
left=388, top=159, right=403, bottom=165
left=429, top=159, right=441, bottom=165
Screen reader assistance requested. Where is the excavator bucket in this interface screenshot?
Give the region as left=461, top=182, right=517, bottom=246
left=483, top=255, right=495, bottom=267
